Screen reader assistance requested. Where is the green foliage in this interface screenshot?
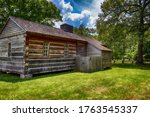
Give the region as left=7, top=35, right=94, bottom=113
left=0, top=0, right=62, bottom=28
left=143, top=29, right=150, bottom=60
left=97, top=20, right=129, bottom=60
left=74, top=24, right=96, bottom=37
left=0, top=64, right=150, bottom=99
left=97, top=0, right=150, bottom=63
left=144, top=41, right=150, bottom=60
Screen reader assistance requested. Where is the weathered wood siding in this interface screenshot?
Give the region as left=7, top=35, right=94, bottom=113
left=102, top=51, right=112, bottom=69
left=0, top=19, right=25, bottom=74
left=86, top=43, right=111, bottom=69
left=76, top=56, right=102, bottom=72
left=0, top=35, right=25, bottom=74
left=25, top=36, right=79, bottom=75
left=77, top=43, right=87, bottom=56
left=25, top=58, right=75, bottom=74
left=0, top=19, right=24, bottom=38
left=87, top=44, right=102, bottom=56
left=26, top=36, right=77, bottom=59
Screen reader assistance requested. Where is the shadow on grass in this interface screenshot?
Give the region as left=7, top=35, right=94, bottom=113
left=113, top=63, right=150, bottom=70
left=0, top=70, right=74, bottom=83
left=1, top=63, right=149, bottom=83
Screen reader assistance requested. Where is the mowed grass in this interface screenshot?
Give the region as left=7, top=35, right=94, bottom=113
left=0, top=64, right=150, bottom=100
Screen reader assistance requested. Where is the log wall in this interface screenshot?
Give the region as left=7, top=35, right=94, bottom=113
left=77, top=43, right=87, bottom=56
left=0, top=34, right=25, bottom=74
left=0, top=18, right=111, bottom=77
left=24, top=36, right=80, bottom=75
left=26, top=36, right=77, bottom=59
left=0, top=19, right=26, bottom=75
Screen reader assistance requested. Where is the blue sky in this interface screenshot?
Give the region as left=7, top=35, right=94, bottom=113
left=50, top=0, right=104, bottom=28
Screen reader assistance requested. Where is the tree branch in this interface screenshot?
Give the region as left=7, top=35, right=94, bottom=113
left=139, top=0, right=142, bottom=6
left=144, top=1, right=150, bottom=8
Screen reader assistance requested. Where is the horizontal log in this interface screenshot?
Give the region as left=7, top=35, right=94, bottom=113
left=0, top=60, right=25, bottom=64
left=27, top=61, right=75, bottom=68
left=27, top=65, right=75, bottom=74
left=68, top=53, right=76, bottom=55
left=28, top=41, right=44, bottom=45
left=27, top=67, right=73, bottom=74
left=27, top=56, right=50, bottom=59
left=29, top=39, right=44, bottom=43
left=68, top=46, right=76, bottom=49
left=49, top=48, right=65, bottom=51
left=68, top=50, right=76, bottom=53
left=0, top=65, right=24, bottom=73
left=12, top=46, right=24, bottom=49
left=11, top=48, right=24, bottom=53
left=11, top=52, right=24, bottom=57
left=11, top=41, right=25, bottom=46
left=26, top=58, right=75, bottom=64
left=49, top=50, right=64, bottom=54
left=28, top=44, right=43, bottom=49
left=0, top=63, right=24, bottom=67
left=28, top=64, right=75, bottom=70
left=11, top=50, right=24, bottom=53
left=49, top=55, right=64, bottom=58
left=10, top=56, right=24, bottom=59
left=68, top=54, right=76, bottom=57
left=0, top=57, right=24, bottom=61
left=68, top=43, right=76, bottom=46
left=28, top=49, right=43, bottom=54
left=50, top=43, right=65, bottom=46
left=49, top=52, right=64, bottom=55
left=28, top=61, right=75, bottom=65
left=50, top=46, right=64, bottom=49
left=28, top=53, right=43, bottom=56
left=0, top=49, right=8, bottom=52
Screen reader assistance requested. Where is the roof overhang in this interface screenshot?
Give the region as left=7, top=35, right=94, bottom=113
left=26, top=31, right=87, bottom=43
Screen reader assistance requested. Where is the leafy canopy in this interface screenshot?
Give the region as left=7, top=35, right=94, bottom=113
left=97, top=0, right=150, bottom=63
left=0, top=0, right=62, bottom=28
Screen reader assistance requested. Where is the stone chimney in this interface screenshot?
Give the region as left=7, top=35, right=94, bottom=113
left=60, top=24, right=73, bottom=33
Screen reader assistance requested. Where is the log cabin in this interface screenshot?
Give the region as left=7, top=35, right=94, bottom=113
left=0, top=16, right=112, bottom=78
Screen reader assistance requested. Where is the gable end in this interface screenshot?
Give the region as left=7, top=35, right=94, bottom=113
left=0, top=18, right=25, bottom=38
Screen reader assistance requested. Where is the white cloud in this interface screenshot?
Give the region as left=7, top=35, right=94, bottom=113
left=59, top=0, right=73, bottom=13
left=65, top=10, right=91, bottom=21
left=85, top=0, right=103, bottom=28
left=54, top=21, right=63, bottom=28
left=53, top=0, right=104, bottom=28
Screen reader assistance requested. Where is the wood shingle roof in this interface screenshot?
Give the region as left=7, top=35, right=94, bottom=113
left=2, top=16, right=111, bottom=51
left=10, top=16, right=86, bottom=42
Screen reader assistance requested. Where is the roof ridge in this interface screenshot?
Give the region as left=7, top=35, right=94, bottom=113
left=9, top=16, right=78, bottom=35
left=2, top=16, right=111, bottom=51
left=9, top=16, right=26, bottom=32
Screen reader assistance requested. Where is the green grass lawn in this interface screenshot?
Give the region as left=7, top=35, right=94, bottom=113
left=0, top=64, right=150, bottom=100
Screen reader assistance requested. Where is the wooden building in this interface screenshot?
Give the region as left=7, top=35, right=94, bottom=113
left=0, top=16, right=111, bottom=78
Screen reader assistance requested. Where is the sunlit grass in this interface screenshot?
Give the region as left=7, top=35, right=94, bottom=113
left=0, top=63, right=150, bottom=100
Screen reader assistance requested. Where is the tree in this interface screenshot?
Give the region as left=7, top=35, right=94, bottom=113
left=143, top=28, right=150, bottom=60
left=97, top=0, right=150, bottom=64
left=0, top=0, right=62, bottom=28
left=97, top=17, right=131, bottom=62
left=74, top=24, right=91, bottom=36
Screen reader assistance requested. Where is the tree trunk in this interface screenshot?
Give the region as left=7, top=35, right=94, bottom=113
left=136, top=33, right=144, bottom=64
left=136, top=7, right=145, bottom=64
left=122, top=57, right=125, bottom=64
